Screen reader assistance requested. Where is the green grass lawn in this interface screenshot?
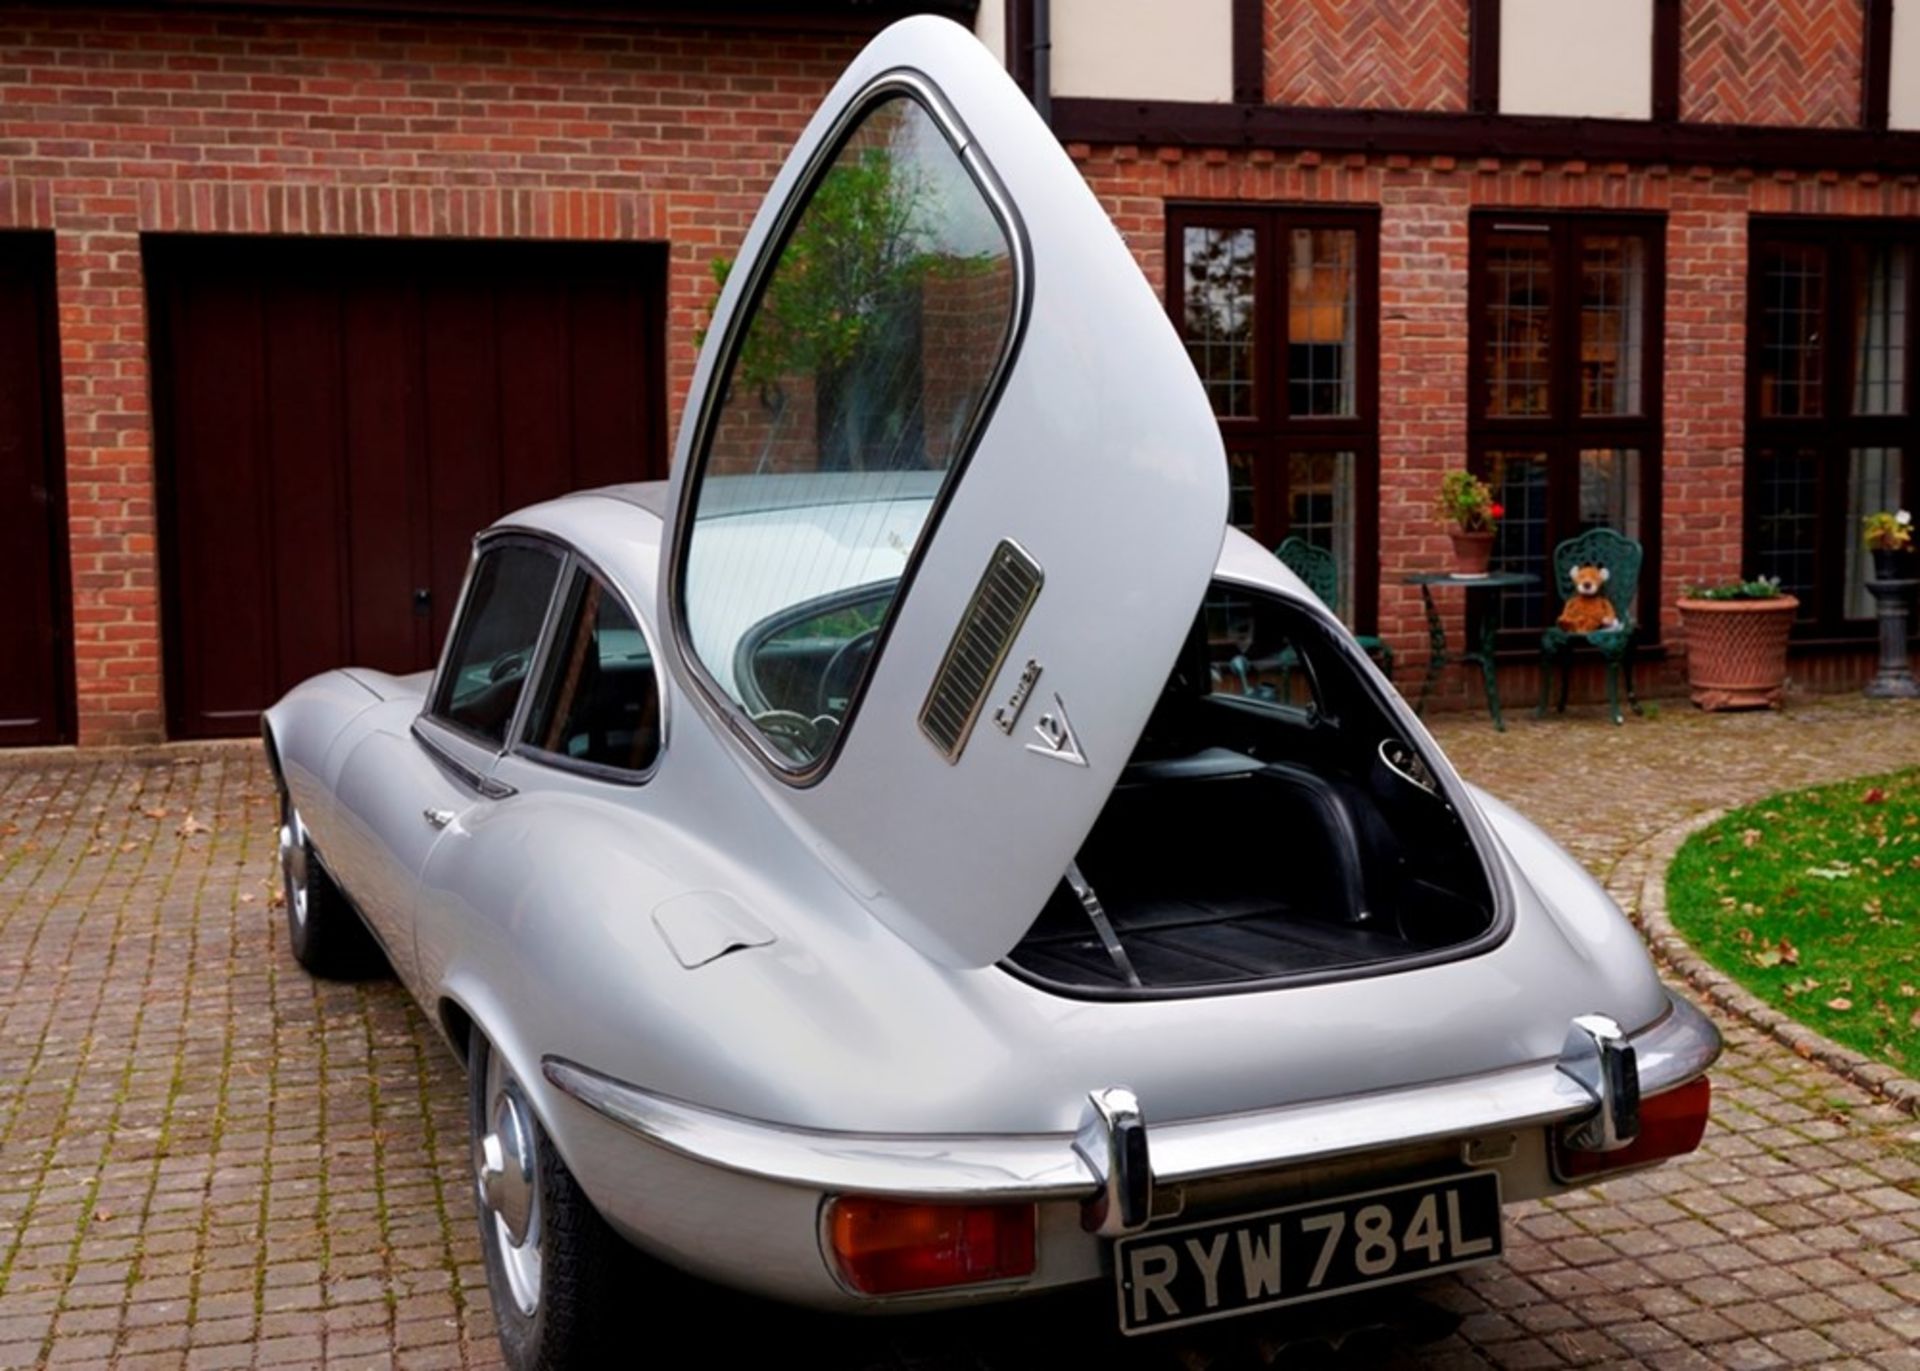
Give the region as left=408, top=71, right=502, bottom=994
left=1667, top=767, right=1920, bottom=1073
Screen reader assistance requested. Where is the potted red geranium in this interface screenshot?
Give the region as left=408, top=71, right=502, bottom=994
left=1438, top=471, right=1503, bottom=575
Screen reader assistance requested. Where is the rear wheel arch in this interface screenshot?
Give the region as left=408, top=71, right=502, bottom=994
left=260, top=717, right=287, bottom=795
left=439, top=997, right=476, bottom=1072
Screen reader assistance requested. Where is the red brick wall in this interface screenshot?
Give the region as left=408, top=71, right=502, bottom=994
left=1682, top=0, right=1865, bottom=127
left=1074, top=143, right=1920, bottom=690
left=0, top=5, right=863, bottom=743
left=1265, top=0, right=1470, bottom=111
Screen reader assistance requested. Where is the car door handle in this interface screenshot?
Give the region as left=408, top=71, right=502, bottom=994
left=423, top=808, right=456, bottom=829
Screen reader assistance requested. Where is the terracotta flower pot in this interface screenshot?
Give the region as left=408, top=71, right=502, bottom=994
left=1449, top=531, right=1495, bottom=576
left=1677, top=595, right=1799, bottom=711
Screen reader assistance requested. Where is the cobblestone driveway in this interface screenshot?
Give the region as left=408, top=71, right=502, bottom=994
left=2, top=698, right=1917, bottom=1369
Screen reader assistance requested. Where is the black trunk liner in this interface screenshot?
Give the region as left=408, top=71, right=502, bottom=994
left=1015, top=896, right=1415, bottom=988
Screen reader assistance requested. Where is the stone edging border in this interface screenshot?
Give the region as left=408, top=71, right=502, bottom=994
left=1623, top=807, right=1920, bottom=1118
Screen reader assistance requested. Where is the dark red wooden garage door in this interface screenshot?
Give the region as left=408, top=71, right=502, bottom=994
left=0, top=232, right=74, bottom=747
left=147, top=237, right=667, bottom=740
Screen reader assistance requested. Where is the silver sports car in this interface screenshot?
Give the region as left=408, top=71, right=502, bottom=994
left=263, top=15, right=1719, bottom=1367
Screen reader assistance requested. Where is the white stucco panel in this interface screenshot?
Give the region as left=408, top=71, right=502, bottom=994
left=1500, top=0, right=1654, bottom=120
left=1051, top=0, right=1235, bottom=102
left=1892, top=0, right=1920, bottom=130
left=974, top=0, right=1006, bottom=67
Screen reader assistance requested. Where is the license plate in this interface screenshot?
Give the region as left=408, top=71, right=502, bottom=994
left=1114, top=1171, right=1502, bottom=1335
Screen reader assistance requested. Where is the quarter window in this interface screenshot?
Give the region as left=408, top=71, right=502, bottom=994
left=431, top=543, right=563, bottom=747
left=1748, top=224, right=1918, bottom=637
left=677, top=92, right=1016, bottom=773
left=522, top=569, right=661, bottom=775
left=1170, top=207, right=1380, bottom=630
left=1468, top=215, right=1664, bottom=636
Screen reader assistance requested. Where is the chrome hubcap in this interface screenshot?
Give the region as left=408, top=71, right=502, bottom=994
left=476, top=1051, right=542, bottom=1316
left=481, top=1087, right=536, bottom=1243
left=278, top=809, right=310, bottom=930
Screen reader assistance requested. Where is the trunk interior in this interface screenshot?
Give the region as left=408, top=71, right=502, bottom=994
left=1004, top=583, right=1499, bottom=996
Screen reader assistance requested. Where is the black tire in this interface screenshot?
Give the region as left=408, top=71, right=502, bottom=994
left=277, top=788, right=383, bottom=979
left=469, top=1029, right=627, bottom=1370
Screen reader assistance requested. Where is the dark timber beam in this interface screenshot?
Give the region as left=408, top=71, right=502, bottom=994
left=1050, top=97, right=1920, bottom=175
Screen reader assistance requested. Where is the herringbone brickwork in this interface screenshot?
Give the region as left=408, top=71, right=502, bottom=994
left=1265, top=0, right=1470, bottom=110
left=1682, top=0, right=1864, bottom=127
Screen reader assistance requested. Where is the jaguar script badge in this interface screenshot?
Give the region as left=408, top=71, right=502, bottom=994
left=991, top=659, right=1043, bottom=735
left=1026, top=693, right=1088, bottom=767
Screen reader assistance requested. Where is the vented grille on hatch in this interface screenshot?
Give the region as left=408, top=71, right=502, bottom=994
left=919, top=540, right=1043, bottom=762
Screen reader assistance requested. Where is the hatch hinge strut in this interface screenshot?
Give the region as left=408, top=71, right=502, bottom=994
left=1065, top=860, right=1140, bottom=989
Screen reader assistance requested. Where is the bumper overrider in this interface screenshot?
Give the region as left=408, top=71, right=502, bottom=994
left=542, top=990, right=1719, bottom=1304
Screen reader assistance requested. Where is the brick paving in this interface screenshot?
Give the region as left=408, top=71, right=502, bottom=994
left=0, top=696, right=1917, bottom=1369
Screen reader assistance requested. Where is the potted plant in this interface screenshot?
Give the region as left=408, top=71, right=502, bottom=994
left=1438, top=471, right=1503, bottom=575
left=1862, top=509, right=1919, bottom=699
left=1863, top=508, right=1914, bottom=581
left=1676, top=575, right=1798, bottom=711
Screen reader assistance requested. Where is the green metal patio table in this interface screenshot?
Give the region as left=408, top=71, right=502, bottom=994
left=1403, top=570, right=1540, bottom=731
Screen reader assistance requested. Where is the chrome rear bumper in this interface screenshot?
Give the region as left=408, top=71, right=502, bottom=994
left=543, top=989, right=1719, bottom=1211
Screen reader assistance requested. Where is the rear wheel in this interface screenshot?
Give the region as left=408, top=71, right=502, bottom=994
left=277, top=792, right=381, bottom=978
left=470, top=1029, right=626, bottom=1370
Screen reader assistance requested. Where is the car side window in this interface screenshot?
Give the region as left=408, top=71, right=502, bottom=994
left=431, top=543, right=563, bottom=747
left=1203, top=584, right=1321, bottom=719
left=521, top=570, right=662, bottom=776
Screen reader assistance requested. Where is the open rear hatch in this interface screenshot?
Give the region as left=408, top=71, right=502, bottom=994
left=657, top=17, right=1231, bottom=968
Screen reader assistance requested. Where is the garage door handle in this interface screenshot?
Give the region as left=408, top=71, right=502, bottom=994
left=423, top=808, right=455, bottom=829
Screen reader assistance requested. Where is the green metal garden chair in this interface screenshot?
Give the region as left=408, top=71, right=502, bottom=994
left=1273, top=537, right=1394, bottom=679
left=1538, top=527, right=1643, bottom=726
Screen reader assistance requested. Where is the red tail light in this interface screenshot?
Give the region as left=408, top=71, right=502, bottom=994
left=826, top=1197, right=1037, bottom=1295
left=1556, top=1077, right=1712, bottom=1180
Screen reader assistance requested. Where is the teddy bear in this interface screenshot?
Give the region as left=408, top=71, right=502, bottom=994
left=1557, top=564, right=1621, bottom=634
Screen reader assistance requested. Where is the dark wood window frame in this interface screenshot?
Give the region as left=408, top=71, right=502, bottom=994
left=1745, top=217, right=1919, bottom=643
left=1467, top=211, right=1667, bottom=645
left=1167, top=203, right=1382, bottom=633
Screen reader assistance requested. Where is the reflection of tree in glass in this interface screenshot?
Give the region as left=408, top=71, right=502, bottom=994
left=1183, top=229, right=1253, bottom=347
left=702, top=116, right=999, bottom=472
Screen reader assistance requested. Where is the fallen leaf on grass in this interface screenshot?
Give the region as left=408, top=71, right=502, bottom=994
left=176, top=813, right=210, bottom=838
left=1748, top=938, right=1801, bottom=969
left=1741, top=828, right=1763, bottom=848
left=1826, top=997, right=1854, bottom=1012
left=1862, top=787, right=1888, bottom=805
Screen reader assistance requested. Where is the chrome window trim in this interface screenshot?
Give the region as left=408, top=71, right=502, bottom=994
left=542, top=991, right=1719, bottom=1201
left=410, top=715, right=516, bottom=801
left=506, top=547, right=670, bottom=788
left=663, top=66, right=1034, bottom=789
left=421, top=531, right=569, bottom=758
